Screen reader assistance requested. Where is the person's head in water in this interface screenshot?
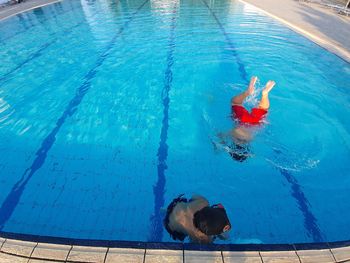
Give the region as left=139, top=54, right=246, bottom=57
left=229, top=126, right=252, bottom=162
left=193, top=204, right=231, bottom=236
left=229, top=143, right=250, bottom=162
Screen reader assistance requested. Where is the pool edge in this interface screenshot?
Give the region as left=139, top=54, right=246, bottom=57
left=1, top=230, right=350, bottom=250
left=1, top=233, right=350, bottom=262
left=0, top=0, right=62, bottom=22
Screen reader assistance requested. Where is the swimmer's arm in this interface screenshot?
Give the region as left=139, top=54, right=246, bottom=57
left=168, top=208, right=187, bottom=232
left=188, top=229, right=213, bottom=244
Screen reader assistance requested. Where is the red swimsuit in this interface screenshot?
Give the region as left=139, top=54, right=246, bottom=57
left=232, top=105, right=267, bottom=125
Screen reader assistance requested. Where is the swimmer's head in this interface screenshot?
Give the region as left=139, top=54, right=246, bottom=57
left=229, top=143, right=250, bottom=162
left=193, top=204, right=231, bottom=236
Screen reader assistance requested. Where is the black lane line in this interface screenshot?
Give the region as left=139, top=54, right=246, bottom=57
left=279, top=168, right=323, bottom=242
left=149, top=2, right=178, bottom=242
left=0, top=0, right=149, bottom=230
left=202, top=0, right=323, bottom=242
left=201, top=0, right=248, bottom=83
left=0, top=1, right=124, bottom=84
left=0, top=22, right=83, bottom=84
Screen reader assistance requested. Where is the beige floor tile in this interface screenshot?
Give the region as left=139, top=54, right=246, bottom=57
left=297, top=249, right=335, bottom=263
left=1, top=239, right=37, bottom=257
left=223, top=251, right=262, bottom=263
left=184, top=250, right=223, bottom=263
left=105, top=247, right=144, bottom=263
left=260, top=250, right=300, bottom=263
left=0, top=237, right=5, bottom=247
left=0, top=252, right=28, bottom=263
left=67, top=245, right=107, bottom=263
left=29, top=259, right=57, bottom=263
left=331, top=246, right=350, bottom=262
left=145, top=249, right=183, bottom=263
left=31, top=242, right=71, bottom=261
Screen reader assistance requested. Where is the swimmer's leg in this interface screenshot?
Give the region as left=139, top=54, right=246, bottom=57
left=231, top=76, right=257, bottom=105
left=257, top=80, right=276, bottom=110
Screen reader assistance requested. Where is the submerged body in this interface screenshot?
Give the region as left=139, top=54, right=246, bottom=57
left=218, top=76, right=276, bottom=161
left=166, top=195, right=211, bottom=243
left=164, top=195, right=231, bottom=243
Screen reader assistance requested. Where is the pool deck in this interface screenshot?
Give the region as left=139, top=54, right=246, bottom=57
left=1, top=0, right=350, bottom=262
left=1, top=236, right=350, bottom=263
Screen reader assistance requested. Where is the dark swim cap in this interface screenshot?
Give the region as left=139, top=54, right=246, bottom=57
left=193, top=206, right=231, bottom=236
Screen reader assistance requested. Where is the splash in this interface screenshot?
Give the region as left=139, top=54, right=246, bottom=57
left=266, top=145, right=320, bottom=172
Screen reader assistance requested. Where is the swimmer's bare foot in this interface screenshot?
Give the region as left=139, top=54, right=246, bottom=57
left=246, top=76, right=257, bottom=95
left=262, top=80, right=275, bottom=95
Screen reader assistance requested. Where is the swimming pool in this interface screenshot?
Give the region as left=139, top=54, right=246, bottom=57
left=0, top=0, right=349, bottom=245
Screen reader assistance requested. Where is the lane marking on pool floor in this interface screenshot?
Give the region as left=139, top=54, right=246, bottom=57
left=202, top=0, right=323, bottom=242
left=279, top=168, right=323, bottom=242
left=201, top=0, right=248, bottom=83
left=0, top=0, right=150, bottom=230
left=149, top=2, right=178, bottom=242
left=0, top=0, right=122, bottom=84
left=0, top=22, right=82, bottom=84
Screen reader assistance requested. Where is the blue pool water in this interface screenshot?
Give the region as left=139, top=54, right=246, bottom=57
left=0, top=0, right=350, bottom=244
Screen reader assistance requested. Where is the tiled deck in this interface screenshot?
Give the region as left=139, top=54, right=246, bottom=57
left=1, top=236, right=350, bottom=263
